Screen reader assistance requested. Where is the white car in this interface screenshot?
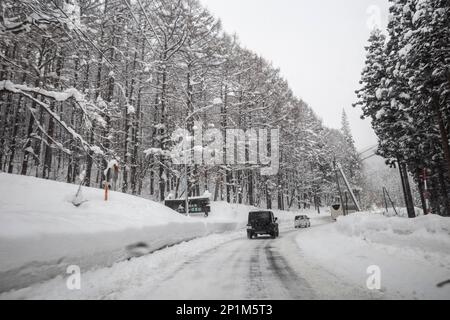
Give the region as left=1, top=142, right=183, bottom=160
left=295, top=215, right=311, bottom=228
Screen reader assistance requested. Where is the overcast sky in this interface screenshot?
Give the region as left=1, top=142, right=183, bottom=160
left=199, top=0, right=390, bottom=151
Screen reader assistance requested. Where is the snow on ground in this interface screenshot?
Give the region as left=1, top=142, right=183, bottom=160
left=0, top=209, right=326, bottom=300
left=296, top=212, right=450, bottom=299
left=371, top=206, right=424, bottom=218
left=0, top=173, right=295, bottom=294
left=0, top=231, right=245, bottom=300
left=3, top=173, right=447, bottom=300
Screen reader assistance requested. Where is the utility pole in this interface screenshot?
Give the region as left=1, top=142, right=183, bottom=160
left=397, top=159, right=415, bottom=218
left=337, top=163, right=361, bottom=212
left=333, top=158, right=346, bottom=216
left=383, top=187, right=399, bottom=216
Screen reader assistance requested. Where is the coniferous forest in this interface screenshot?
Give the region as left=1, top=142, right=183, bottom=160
left=355, top=0, right=449, bottom=216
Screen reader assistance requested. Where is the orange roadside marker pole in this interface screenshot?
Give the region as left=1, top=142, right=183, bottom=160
left=104, top=183, right=109, bottom=201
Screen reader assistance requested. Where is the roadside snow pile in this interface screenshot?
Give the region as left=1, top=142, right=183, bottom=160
left=335, top=213, right=450, bottom=252
left=0, top=231, right=245, bottom=300
left=0, top=173, right=280, bottom=293
left=370, top=206, right=424, bottom=218
left=296, top=212, right=450, bottom=299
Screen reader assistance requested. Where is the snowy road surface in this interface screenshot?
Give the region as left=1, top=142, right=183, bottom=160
left=143, top=227, right=379, bottom=300
left=143, top=229, right=318, bottom=299
left=1, top=219, right=382, bottom=300
left=1, top=211, right=449, bottom=300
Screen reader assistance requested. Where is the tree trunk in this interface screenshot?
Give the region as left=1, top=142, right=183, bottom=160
left=437, top=168, right=450, bottom=216
left=21, top=106, right=35, bottom=175
left=416, top=168, right=428, bottom=215
left=42, top=103, right=55, bottom=179
left=398, top=160, right=415, bottom=218
left=248, top=169, right=254, bottom=206
left=266, top=183, right=272, bottom=209
left=122, top=64, right=131, bottom=193
left=0, top=93, right=12, bottom=171
left=7, top=96, right=22, bottom=174
left=131, top=39, right=145, bottom=195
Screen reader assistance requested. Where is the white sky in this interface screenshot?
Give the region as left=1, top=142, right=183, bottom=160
left=199, top=0, right=390, bottom=150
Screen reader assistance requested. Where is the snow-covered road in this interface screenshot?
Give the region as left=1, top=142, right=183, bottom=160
left=2, top=174, right=448, bottom=300
left=144, top=225, right=383, bottom=300
left=2, top=213, right=449, bottom=300
left=144, top=229, right=317, bottom=300
left=1, top=221, right=381, bottom=300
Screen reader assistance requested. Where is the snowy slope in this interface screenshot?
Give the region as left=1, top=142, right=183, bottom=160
left=0, top=173, right=294, bottom=293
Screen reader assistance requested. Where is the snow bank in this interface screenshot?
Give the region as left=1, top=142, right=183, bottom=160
left=296, top=212, right=450, bottom=299
left=0, top=173, right=293, bottom=293
left=0, top=231, right=245, bottom=300
left=370, top=206, right=424, bottom=218
left=335, top=213, right=450, bottom=252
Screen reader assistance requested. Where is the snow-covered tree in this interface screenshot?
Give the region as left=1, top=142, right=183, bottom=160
left=0, top=0, right=368, bottom=211
left=355, top=0, right=450, bottom=216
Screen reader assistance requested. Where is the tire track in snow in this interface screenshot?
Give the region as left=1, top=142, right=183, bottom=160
left=246, top=238, right=269, bottom=299
left=264, top=240, right=314, bottom=299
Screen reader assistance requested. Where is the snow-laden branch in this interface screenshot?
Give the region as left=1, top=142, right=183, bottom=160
left=0, top=80, right=104, bottom=128
left=0, top=11, right=60, bottom=34
left=0, top=0, right=81, bottom=35
left=0, top=80, right=102, bottom=156
left=4, top=81, right=84, bottom=102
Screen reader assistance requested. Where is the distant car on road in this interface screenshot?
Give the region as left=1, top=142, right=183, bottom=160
left=294, top=215, right=311, bottom=229
left=247, top=211, right=279, bottom=239
left=330, top=203, right=358, bottom=220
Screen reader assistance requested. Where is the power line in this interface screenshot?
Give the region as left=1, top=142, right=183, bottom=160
left=361, top=153, right=378, bottom=162
left=358, top=144, right=377, bottom=155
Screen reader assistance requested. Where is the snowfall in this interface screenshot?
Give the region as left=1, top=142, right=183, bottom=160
left=0, top=173, right=449, bottom=300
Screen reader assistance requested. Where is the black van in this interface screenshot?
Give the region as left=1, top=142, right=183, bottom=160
left=247, top=211, right=279, bottom=239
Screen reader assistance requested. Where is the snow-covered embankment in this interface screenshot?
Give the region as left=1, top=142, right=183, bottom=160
left=296, top=212, right=450, bottom=299
left=0, top=173, right=291, bottom=293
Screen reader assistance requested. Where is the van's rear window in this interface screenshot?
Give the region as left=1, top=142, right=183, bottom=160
left=249, top=212, right=271, bottom=221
